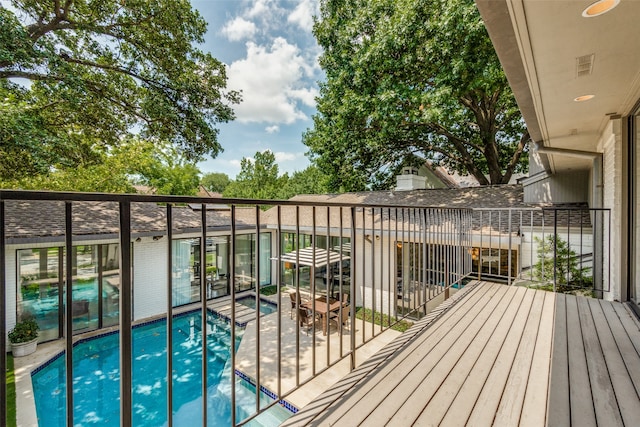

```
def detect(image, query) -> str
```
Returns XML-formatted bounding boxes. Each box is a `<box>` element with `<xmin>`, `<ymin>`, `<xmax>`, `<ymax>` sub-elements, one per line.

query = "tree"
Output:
<box><xmin>223</xmin><ymin>151</ymin><xmax>287</xmax><ymax>200</ymax></box>
<box><xmin>201</xmin><ymin>172</ymin><xmax>230</xmax><ymax>194</ymax></box>
<box><xmin>1</xmin><ymin>138</ymin><xmax>201</xmax><ymax>194</ymax></box>
<box><xmin>0</xmin><ymin>0</ymin><xmax>240</xmax><ymax>180</ymax></box>
<box><xmin>287</xmin><ymin>165</ymin><xmax>328</xmax><ymax>196</ymax></box>
<box><xmin>305</xmin><ymin>0</ymin><xmax>528</xmax><ymax>191</ymax></box>
<box><xmin>534</xmin><ymin>235</ymin><xmax>591</xmax><ymax>291</ymax></box>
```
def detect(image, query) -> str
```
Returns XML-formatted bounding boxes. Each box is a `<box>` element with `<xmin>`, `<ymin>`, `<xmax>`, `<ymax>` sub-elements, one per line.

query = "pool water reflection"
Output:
<box><xmin>31</xmin><ymin>311</ymin><xmax>291</xmax><ymax>426</ymax></box>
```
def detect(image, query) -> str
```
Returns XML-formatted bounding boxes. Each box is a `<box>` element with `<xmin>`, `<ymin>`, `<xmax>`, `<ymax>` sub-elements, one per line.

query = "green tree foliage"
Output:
<box><xmin>200</xmin><ymin>172</ymin><xmax>230</xmax><ymax>194</ymax></box>
<box><xmin>134</xmin><ymin>142</ymin><xmax>201</xmax><ymax>196</ymax></box>
<box><xmin>223</xmin><ymin>151</ymin><xmax>328</xmax><ymax>200</ymax></box>
<box><xmin>0</xmin><ymin>0</ymin><xmax>240</xmax><ymax>180</ymax></box>
<box><xmin>534</xmin><ymin>235</ymin><xmax>591</xmax><ymax>291</ymax></box>
<box><xmin>305</xmin><ymin>0</ymin><xmax>529</xmax><ymax>191</ymax></box>
<box><xmin>2</xmin><ymin>138</ymin><xmax>201</xmax><ymax>194</ymax></box>
<box><xmin>287</xmin><ymin>165</ymin><xmax>328</xmax><ymax>196</ymax></box>
<box><xmin>224</xmin><ymin>150</ymin><xmax>287</xmax><ymax>200</ymax></box>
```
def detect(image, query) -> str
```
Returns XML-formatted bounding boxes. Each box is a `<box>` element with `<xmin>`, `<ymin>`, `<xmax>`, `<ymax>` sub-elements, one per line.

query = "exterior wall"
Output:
<box><xmin>523</xmin><ymin>170</ymin><xmax>590</xmax><ymax>204</ymax></box>
<box><xmin>133</xmin><ymin>238</ymin><xmax>169</xmax><ymax>321</ymax></box>
<box><xmin>600</xmin><ymin>119</ymin><xmax>623</xmax><ymax>301</ymax></box>
<box><xmin>4</xmin><ymin>249</ymin><xmax>17</xmax><ymax>346</ymax></box>
<box><xmin>354</xmin><ymin>235</ymin><xmax>395</xmax><ymax>316</ymax></box>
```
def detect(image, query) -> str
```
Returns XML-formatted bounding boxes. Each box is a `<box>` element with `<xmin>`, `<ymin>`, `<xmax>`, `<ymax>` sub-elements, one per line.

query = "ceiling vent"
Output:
<box><xmin>576</xmin><ymin>54</ymin><xmax>595</xmax><ymax>77</ymax></box>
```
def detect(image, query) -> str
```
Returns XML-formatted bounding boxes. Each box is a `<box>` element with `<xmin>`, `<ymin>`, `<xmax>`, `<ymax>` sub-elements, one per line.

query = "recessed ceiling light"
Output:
<box><xmin>582</xmin><ymin>0</ymin><xmax>620</xmax><ymax>17</ymax></box>
<box><xmin>574</xmin><ymin>94</ymin><xmax>595</xmax><ymax>102</ymax></box>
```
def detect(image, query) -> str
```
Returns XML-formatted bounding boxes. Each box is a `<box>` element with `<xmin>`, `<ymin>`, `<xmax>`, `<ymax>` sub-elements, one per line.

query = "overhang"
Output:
<box><xmin>476</xmin><ymin>0</ymin><xmax>640</xmax><ymax>173</ymax></box>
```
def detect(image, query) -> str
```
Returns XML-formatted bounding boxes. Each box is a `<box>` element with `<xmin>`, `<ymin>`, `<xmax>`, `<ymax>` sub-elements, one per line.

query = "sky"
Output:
<box><xmin>191</xmin><ymin>0</ymin><xmax>323</xmax><ymax>179</ymax></box>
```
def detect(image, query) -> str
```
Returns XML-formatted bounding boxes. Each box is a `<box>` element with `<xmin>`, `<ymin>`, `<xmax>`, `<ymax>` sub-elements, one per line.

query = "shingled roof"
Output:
<box><xmin>2</xmin><ymin>201</ymin><xmax>258</xmax><ymax>242</ymax></box>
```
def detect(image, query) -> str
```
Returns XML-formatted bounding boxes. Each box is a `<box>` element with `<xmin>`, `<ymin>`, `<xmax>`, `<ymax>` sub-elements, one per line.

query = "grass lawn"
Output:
<box><xmin>6</xmin><ymin>354</ymin><xmax>16</xmax><ymax>427</ymax></box>
<box><xmin>355</xmin><ymin>307</ymin><xmax>413</xmax><ymax>332</ymax></box>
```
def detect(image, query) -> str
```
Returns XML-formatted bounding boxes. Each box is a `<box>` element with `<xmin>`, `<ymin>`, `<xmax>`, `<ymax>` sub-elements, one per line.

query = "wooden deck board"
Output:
<box><xmin>544</xmin><ymin>293</ymin><xmax>570</xmax><ymax>427</ymax></box>
<box><xmin>565</xmin><ymin>294</ymin><xmax>597</xmax><ymax>427</ymax></box>
<box><xmin>465</xmin><ymin>289</ymin><xmax>539</xmax><ymax>426</ymax></box>
<box><xmin>415</xmin><ymin>285</ymin><xmax>526</xmax><ymax>426</ymax></box>
<box><xmin>283</xmin><ymin>283</ymin><xmax>640</xmax><ymax>427</ymax></box>
<box><xmin>389</xmin><ymin>286</ymin><xmax>521</xmax><ymax>426</ymax></box>
<box><xmin>602</xmin><ymin>302</ymin><xmax>640</xmax><ymax>398</ymax></box>
<box><xmin>519</xmin><ymin>291</ymin><xmax>555</xmax><ymax>427</ymax></box>
<box><xmin>312</xmin><ymin>282</ymin><xmax>502</xmax><ymax>426</ymax></box>
<box><xmin>493</xmin><ymin>290</ymin><xmax>546</xmax><ymax>426</ymax></box>
<box><xmin>577</xmin><ymin>297</ymin><xmax>623</xmax><ymax>427</ymax></box>
<box><xmin>588</xmin><ymin>298</ymin><xmax>640</xmax><ymax>425</ymax></box>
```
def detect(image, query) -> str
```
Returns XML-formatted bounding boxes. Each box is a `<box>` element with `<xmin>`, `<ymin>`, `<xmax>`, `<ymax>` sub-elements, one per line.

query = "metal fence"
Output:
<box><xmin>471</xmin><ymin>207</ymin><xmax>611</xmax><ymax>295</ymax></box>
<box><xmin>0</xmin><ymin>191</ymin><xmax>473</xmax><ymax>427</ymax></box>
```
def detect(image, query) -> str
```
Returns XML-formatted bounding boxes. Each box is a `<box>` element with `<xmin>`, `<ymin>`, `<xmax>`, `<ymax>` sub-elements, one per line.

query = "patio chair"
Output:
<box><xmin>329</xmin><ymin>304</ymin><xmax>350</xmax><ymax>332</ymax></box>
<box><xmin>297</xmin><ymin>307</ymin><xmax>315</xmax><ymax>335</ymax></box>
<box><xmin>289</xmin><ymin>291</ymin><xmax>308</xmax><ymax>319</ymax></box>
<box><xmin>72</xmin><ymin>299</ymin><xmax>90</xmax><ymax>322</ymax></box>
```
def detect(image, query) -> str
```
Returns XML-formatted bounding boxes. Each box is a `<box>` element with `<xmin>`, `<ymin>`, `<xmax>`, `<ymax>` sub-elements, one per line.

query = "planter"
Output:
<box><xmin>11</xmin><ymin>338</ymin><xmax>38</xmax><ymax>357</ymax></box>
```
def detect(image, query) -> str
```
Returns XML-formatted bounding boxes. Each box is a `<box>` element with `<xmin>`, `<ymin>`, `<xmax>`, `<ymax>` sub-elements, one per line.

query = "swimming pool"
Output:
<box><xmin>31</xmin><ymin>311</ymin><xmax>292</xmax><ymax>426</ymax></box>
<box><xmin>236</xmin><ymin>296</ymin><xmax>278</xmax><ymax>315</ymax></box>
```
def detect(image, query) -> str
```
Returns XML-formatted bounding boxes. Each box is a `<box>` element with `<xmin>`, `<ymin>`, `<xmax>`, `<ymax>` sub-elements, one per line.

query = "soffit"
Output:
<box><xmin>478</xmin><ymin>0</ymin><xmax>640</xmax><ymax>172</ymax></box>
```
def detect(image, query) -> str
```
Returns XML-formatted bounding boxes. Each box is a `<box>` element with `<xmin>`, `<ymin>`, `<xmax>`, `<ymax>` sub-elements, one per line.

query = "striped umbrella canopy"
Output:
<box><xmin>276</xmin><ymin>247</ymin><xmax>349</xmax><ymax>267</ymax></box>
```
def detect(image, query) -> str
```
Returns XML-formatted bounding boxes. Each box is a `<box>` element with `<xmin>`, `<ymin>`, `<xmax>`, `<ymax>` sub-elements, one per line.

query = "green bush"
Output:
<box><xmin>8</xmin><ymin>316</ymin><xmax>39</xmax><ymax>343</ymax></box>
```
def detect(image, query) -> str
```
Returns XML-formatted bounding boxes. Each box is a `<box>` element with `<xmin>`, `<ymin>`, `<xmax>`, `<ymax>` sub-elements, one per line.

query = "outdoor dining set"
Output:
<box><xmin>289</xmin><ymin>291</ymin><xmax>350</xmax><ymax>335</ymax></box>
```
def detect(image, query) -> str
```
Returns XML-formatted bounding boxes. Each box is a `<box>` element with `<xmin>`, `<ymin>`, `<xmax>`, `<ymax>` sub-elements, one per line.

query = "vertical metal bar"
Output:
<box><xmin>349</xmin><ymin>207</ymin><xmax>357</xmax><ymax>371</ymax></box>
<box><xmin>311</xmin><ymin>206</ymin><xmax>317</xmax><ymax>371</ymax></box>
<box><xmin>394</xmin><ymin>208</ymin><xmax>399</xmax><ymax>322</ymax></box>
<box><xmin>401</xmin><ymin>208</ymin><xmax>405</xmax><ymax>317</ymax></box>
<box><xmin>371</xmin><ymin>207</ymin><xmax>376</xmax><ymax>335</ymax></box>
<box><xmin>339</xmin><ymin>207</ymin><xmax>344</xmax><ymax>356</ymax></box>
<box><xmin>295</xmin><ymin>206</ymin><xmax>300</xmax><ymax>385</ymax></box>
<box><xmin>580</xmin><ymin>209</ymin><xmax>584</xmax><ymax>287</ymax></box>
<box><xmin>230</xmin><ymin>205</ymin><xmax>237</xmax><ymax>426</ymax></box>
<box><xmin>478</xmin><ymin>210</ymin><xmax>483</xmax><ymax>280</ymax></box>
<box><xmin>508</xmin><ymin>209</ymin><xmax>513</xmax><ymax>285</ymax></box>
<box><xmin>276</xmin><ymin>205</ymin><xmax>282</xmax><ymax>399</ymax></box>
<box><xmin>200</xmin><ymin>205</ymin><xmax>208</xmax><ymax>426</ymax></box>
<box><xmin>530</xmin><ymin>211</ymin><xmax>534</xmax><ymax>281</ymax></box>
<box><xmin>254</xmin><ymin>206</ymin><xmax>261</xmax><ymax>414</ymax></box>
<box><xmin>325</xmin><ymin>205</ymin><xmax>331</xmax><ymax>365</ymax></box>
<box><xmin>553</xmin><ymin>210</ymin><xmax>558</xmax><ymax>293</ymax></box>
<box><xmin>119</xmin><ymin>201</ymin><xmax>133</xmax><ymax>427</ymax></box>
<box><xmin>361</xmin><ymin>207</ymin><xmax>366</xmax><ymax>343</ymax></box>
<box><xmin>64</xmin><ymin>202</ymin><xmax>74</xmax><ymax>427</ymax></box>
<box><xmin>387</xmin><ymin>208</ymin><xmax>392</xmax><ymax>323</ymax></box>
<box><xmin>166</xmin><ymin>205</ymin><xmax>174</xmax><ymax>427</ymax></box>
<box><xmin>0</xmin><ymin>200</ymin><xmax>5</xmax><ymax>420</ymax></box>
<box><xmin>380</xmin><ymin>208</ymin><xmax>384</xmax><ymax>322</ymax></box>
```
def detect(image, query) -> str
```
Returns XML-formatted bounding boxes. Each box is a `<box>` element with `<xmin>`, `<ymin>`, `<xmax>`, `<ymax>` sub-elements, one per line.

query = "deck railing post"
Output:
<box><xmin>166</xmin><ymin>205</ymin><xmax>174</xmax><ymax>427</ymax></box>
<box><xmin>0</xmin><ymin>200</ymin><xmax>6</xmax><ymax>420</ymax></box>
<box><xmin>350</xmin><ymin>206</ymin><xmax>356</xmax><ymax>371</ymax></box>
<box><xmin>64</xmin><ymin>202</ymin><xmax>74</xmax><ymax>427</ymax></box>
<box><xmin>119</xmin><ymin>201</ymin><xmax>133</xmax><ymax>427</ymax></box>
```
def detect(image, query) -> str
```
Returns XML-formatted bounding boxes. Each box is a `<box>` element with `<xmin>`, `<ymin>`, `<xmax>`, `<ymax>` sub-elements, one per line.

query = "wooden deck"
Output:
<box><xmin>282</xmin><ymin>281</ymin><xmax>640</xmax><ymax>426</ymax></box>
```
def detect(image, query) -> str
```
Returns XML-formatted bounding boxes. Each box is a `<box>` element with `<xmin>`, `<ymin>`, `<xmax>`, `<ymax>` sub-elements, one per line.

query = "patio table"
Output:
<box><xmin>301</xmin><ymin>298</ymin><xmax>344</xmax><ymax>335</ymax></box>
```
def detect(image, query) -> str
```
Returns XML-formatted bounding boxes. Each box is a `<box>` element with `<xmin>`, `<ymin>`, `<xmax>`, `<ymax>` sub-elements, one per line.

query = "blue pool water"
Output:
<box><xmin>31</xmin><ymin>311</ymin><xmax>292</xmax><ymax>426</ymax></box>
<box><xmin>236</xmin><ymin>297</ymin><xmax>278</xmax><ymax>315</ymax></box>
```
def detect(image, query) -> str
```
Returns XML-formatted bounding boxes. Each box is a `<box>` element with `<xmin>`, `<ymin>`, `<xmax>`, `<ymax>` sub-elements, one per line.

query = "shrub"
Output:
<box><xmin>8</xmin><ymin>317</ymin><xmax>39</xmax><ymax>343</ymax></box>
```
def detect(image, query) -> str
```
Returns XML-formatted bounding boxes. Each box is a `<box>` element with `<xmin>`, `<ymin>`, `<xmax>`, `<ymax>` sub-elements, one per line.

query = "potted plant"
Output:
<box><xmin>8</xmin><ymin>316</ymin><xmax>39</xmax><ymax>357</ymax></box>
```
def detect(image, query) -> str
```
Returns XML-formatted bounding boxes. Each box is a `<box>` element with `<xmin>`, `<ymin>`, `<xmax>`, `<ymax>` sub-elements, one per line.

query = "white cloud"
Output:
<box><xmin>287</xmin><ymin>0</ymin><xmax>318</xmax><ymax>32</ymax></box>
<box><xmin>288</xmin><ymin>88</ymin><xmax>318</xmax><ymax>107</ymax></box>
<box><xmin>221</xmin><ymin>17</ymin><xmax>257</xmax><ymax>42</ymax></box>
<box><xmin>274</xmin><ymin>151</ymin><xmax>302</xmax><ymax>162</ymax></box>
<box><xmin>265</xmin><ymin>125</ymin><xmax>280</xmax><ymax>133</ymax></box>
<box><xmin>246</xmin><ymin>0</ymin><xmax>280</xmax><ymax>19</ymax></box>
<box><xmin>227</xmin><ymin>37</ymin><xmax>316</xmax><ymax>124</ymax></box>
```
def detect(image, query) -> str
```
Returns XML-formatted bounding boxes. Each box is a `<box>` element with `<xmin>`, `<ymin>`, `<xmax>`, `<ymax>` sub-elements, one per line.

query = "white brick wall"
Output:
<box><xmin>601</xmin><ymin>119</ymin><xmax>622</xmax><ymax>301</ymax></box>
